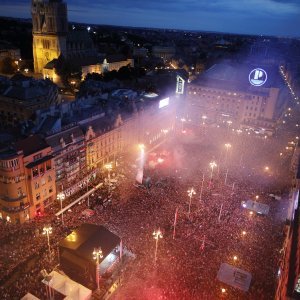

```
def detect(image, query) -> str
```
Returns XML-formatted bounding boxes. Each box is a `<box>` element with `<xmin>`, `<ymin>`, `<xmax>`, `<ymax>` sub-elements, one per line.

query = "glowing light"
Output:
<box><xmin>233</xmin><ymin>255</ymin><xmax>238</xmax><ymax>261</ymax></box>
<box><xmin>157</xmin><ymin>158</ymin><xmax>164</xmax><ymax>164</ymax></box>
<box><xmin>153</xmin><ymin>229</ymin><xmax>163</xmax><ymax>240</ymax></box>
<box><xmin>249</xmin><ymin>68</ymin><xmax>267</xmax><ymax>86</ymax></box>
<box><xmin>210</xmin><ymin>161</ymin><xmax>217</xmax><ymax>169</ymax></box>
<box><xmin>159</xmin><ymin>97</ymin><xmax>169</xmax><ymax>109</ymax></box>
<box><xmin>187</xmin><ymin>187</ymin><xmax>196</xmax><ymax>198</ymax></box>
<box><xmin>139</xmin><ymin>144</ymin><xmax>145</xmax><ymax>150</ymax></box>
<box><xmin>221</xmin><ymin>288</ymin><xmax>226</xmax><ymax>293</ymax></box>
<box><xmin>105</xmin><ymin>163</ymin><xmax>113</xmax><ymax>171</ymax></box>
<box><xmin>242</xmin><ymin>231</ymin><xmax>246</xmax><ymax>236</ymax></box>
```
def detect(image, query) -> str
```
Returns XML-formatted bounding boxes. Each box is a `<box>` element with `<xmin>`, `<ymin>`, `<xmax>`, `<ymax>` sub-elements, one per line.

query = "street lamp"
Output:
<box><xmin>209</xmin><ymin>161</ymin><xmax>217</xmax><ymax>179</ymax></box>
<box><xmin>105</xmin><ymin>163</ymin><xmax>113</xmax><ymax>193</ymax></box>
<box><xmin>153</xmin><ymin>229</ymin><xmax>163</xmax><ymax>263</ymax></box>
<box><xmin>180</xmin><ymin>118</ymin><xmax>186</xmax><ymax>131</ymax></box>
<box><xmin>93</xmin><ymin>248</ymin><xmax>103</xmax><ymax>290</ymax></box>
<box><xmin>43</xmin><ymin>225</ymin><xmax>52</xmax><ymax>255</ymax></box>
<box><xmin>224</xmin><ymin>143</ymin><xmax>232</xmax><ymax>165</ymax></box>
<box><xmin>57</xmin><ymin>192</ymin><xmax>65</xmax><ymax>225</ymax></box>
<box><xmin>187</xmin><ymin>187</ymin><xmax>196</xmax><ymax>218</ymax></box>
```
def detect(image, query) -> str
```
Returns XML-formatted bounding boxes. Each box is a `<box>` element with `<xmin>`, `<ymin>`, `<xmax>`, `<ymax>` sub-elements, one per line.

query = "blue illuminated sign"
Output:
<box><xmin>249</xmin><ymin>68</ymin><xmax>267</xmax><ymax>86</ymax></box>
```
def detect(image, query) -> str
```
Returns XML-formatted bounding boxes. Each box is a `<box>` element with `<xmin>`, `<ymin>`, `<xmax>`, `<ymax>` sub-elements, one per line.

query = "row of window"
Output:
<box><xmin>0</xmin><ymin>158</ymin><xmax>19</xmax><ymax>170</ymax></box>
<box><xmin>34</xmin><ymin>175</ymin><xmax>52</xmax><ymax>189</ymax></box>
<box><xmin>32</xmin><ymin>162</ymin><xmax>52</xmax><ymax>178</ymax></box>
<box><xmin>36</xmin><ymin>187</ymin><xmax>53</xmax><ymax>201</ymax></box>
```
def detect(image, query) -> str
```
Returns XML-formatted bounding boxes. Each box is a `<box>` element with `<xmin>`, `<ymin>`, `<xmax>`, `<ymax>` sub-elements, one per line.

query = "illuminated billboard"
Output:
<box><xmin>249</xmin><ymin>68</ymin><xmax>267</xmax><ymax>86</ymax></box>
<box><xmin>159</xmin><ymin>97</ymin><xmax>169</xmax><ymax>109</ymax></box>
<box><xmin>176</xmin><ymin>75</ymin><xmax>185</xmax><ymax>94</ymax></box>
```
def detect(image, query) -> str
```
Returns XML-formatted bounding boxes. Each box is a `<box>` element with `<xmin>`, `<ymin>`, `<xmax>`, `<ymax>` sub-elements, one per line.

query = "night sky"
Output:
<box><xmin>1</xmin><ymin>0</ymin><xmax>300</xmax><ymax>37</ymax></box>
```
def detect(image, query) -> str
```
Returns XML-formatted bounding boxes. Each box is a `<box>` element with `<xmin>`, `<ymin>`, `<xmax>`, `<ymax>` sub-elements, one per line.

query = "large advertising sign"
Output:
<box><xmin>249</xmin><ymin>68</ymin><xmax>267</xmax><ymax>86</ymax></box>
<box><xmin>159</xmin><ymin>97</ymin><xmax>169</xmax><ymax>109</ymax></box>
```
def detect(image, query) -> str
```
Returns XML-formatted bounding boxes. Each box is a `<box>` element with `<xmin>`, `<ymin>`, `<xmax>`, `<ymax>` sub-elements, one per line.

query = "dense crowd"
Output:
<box><xmin>0</xmin><ymin>125</ymin><xmax>293</xmax><ymax>299</ymax></box>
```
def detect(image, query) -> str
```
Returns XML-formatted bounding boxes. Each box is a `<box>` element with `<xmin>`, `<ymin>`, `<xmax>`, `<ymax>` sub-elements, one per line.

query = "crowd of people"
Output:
<box><xmin>0</xmin><ymin>125</ymin><xmax>293</xmax><ymax>299</ymax></box>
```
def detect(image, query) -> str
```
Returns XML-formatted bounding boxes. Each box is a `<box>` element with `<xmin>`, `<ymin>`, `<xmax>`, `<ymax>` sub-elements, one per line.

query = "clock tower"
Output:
<box><xmin>31</xmin><ymin>0</ymin><xmax>68</xmax><ymax>73</ymax></box>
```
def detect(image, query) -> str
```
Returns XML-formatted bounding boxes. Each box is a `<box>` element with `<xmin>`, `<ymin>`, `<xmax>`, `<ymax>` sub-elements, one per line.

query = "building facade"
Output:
<box><xmin>0</xmin><ymin>135</ymin><xmax>56</xmax><ymax>224</ymax></box>
<box><xmin>0</xmin><ymin>149</ymin><xmax>30</xmax><ymax>224</ymax></box>
<box><xmin>185</xmin><ymin>63</ymin><xmax>284</xmax><ymax>133</ymax></box>
<box><xmin>81</xmin><ymin>56</ymin><xmax>134</xmax><ymax>79</ymax></box>
<box><xmin>45</xmin><ymin>125</ymin><xmax>87</xmax><ymax>196</ymax></box>
<box><xmin>0</xmin><ymin>74</ymin><xmax>59</xmax><ymax>128</ymax></box>
<box><xmin>32</xmin><ymin>0</ymin><xmax>68</xmax><ymax>74</ymax></box>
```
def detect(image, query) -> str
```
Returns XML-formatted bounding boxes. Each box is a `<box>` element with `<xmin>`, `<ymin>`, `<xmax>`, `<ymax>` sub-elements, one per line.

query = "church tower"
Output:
<box><xmin>31</xmin><ymin>0</ymin><xmax>68</xmax><ymax>73</ymax></box>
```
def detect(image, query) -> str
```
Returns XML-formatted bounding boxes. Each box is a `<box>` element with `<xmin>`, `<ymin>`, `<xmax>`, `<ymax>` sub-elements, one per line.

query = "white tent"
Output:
<box><xmin>42</xmin><ymin>271</ymin><xmax>92</xmax><ymax>300</ymax></box>
<box><xmin>21</xmin><ymin>293</ymin><xmax>40</xmax><ymax>300</ymax></box>
<box><xmin>217</xmin><ymin>263</ymin><xmax>252</xmax><ymax>292</ymax></box>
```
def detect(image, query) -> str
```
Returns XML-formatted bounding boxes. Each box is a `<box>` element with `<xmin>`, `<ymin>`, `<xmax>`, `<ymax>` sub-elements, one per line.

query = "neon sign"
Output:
<box><xmin>249</xmin><ymin>68</ymin><xmax>267</xmax><ymax>86</ymax></box>
<box><xmin>176</xmin><ymin>75</ymin><xmax>185</xmax><ymax>94</ymax></box>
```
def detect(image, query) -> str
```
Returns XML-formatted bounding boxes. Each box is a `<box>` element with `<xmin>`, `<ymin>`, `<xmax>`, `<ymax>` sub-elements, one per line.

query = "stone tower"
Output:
<box><xmin>31</xmin><ymin>0</ymin><xmax>68</xmax><ymax>73</ymax></box>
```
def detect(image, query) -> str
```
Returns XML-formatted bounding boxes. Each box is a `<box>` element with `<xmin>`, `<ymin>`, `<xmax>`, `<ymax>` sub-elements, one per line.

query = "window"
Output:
<box><xmin>49</xmin><ymin>186</ymin><xmax>53</xmax><ymax>193</ymax></box>
<box><xmin>36</xmin><ymin>193</ymin><xmax>41</xmax><ymax>201</ymax></box>
<box><xmin>46</xmin><ymin>161</ymin><xmax>51</xmax><ymax>170</ymax></box>
<box><xmin>32</xmin><ymin>168</ymin><xmax>39</xmax><ymax>177</ymax></box>
<box><xmin>35</xmin><ymin>182</ymin><xmax>39</xmax><ymax>189</ymax></box>
<box><xmin>41</xmin><ymin>178</ymin><xmax>46</xmax><ymax>186</ymax></box>
<box><xmin>33</xmin><ymin>153</ymin><xmax>42</xmax><ymax>161</ymax></box>
<box><xmin>39</xmin><ymin>165</ymin><xmax>45</xmax><ymax>174</ymax></box>
<box><xmin>17</xmin><ymin>187</ymin><xmax>22</xmax><ymax>197</ymax></box>
<box><xmin>48</xmin><ymin>175</ymin><xmax>52</xmax><ymax>182</ymax></box>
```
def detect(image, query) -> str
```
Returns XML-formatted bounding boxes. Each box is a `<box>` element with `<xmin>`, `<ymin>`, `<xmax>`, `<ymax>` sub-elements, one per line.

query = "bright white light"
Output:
<box><xmin>159</xmin><ymin>97</ymin><xmax>169</xmax><ymax>109</ymax></box>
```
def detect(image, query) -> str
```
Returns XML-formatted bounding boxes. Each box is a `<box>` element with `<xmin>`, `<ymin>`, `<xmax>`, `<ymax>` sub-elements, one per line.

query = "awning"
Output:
<box><xmin>42</xmin><ymin>270</ymin><xmax>92</xmax><ymax>300</ymax></box>
<box><xmin>21</xmin><ymin>293</ymin><xmax>40</xmax><ymax>300</ymax></box>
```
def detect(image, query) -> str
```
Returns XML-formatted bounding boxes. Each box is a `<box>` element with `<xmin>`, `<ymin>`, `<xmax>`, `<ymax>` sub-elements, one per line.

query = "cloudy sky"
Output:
<box><xmin>1</xmin><ymin>0</ymin><xmax>300</xmax><ymax>37</ymax></box>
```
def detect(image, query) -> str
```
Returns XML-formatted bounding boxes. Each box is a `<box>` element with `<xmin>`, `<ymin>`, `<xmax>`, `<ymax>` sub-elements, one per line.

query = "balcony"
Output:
<box><xmin>2</xmin><ymin>202</ymin><xmax>30</xmax><ymax>213</ymax></box>
<box><xmin>0</xmin><ymin>194</ymin><xmax>27</xmax><ymax>203</ymax></box>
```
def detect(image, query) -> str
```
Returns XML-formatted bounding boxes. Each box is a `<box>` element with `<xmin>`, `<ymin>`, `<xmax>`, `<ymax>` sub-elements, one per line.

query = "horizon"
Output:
<box><xmin>0</xmin><ymin>0</ymin><xmax>300</xmax><ymax>38</ymax></box>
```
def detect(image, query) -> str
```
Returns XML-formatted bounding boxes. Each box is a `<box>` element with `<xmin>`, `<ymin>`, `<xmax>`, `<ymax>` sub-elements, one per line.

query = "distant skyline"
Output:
<box><xmin>1</xmin><ymin>0</ymin><xmax>300</xmax><ymax>37</ymax></box>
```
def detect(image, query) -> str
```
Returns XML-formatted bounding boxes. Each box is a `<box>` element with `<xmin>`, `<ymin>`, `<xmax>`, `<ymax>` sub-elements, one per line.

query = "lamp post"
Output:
<box><xmin>187</xmin><ymin>187</ymin><xmax>196</xmax><ymax>218</ymax></box>
<box><xmin>224</xmin><ymin>143</ymin><xmax>232</xmax><ymax>165</ymax></box>
<box><xmin>57</xmin><ymin>192</ymin><xmax>65</xmax><ymax>225</ymax></box>
<box><xmin>104</xmin><ymin>163</ymin><xmax>112</xmax><ymax>194</ymax></box>
<box><xmin>199</xmin><ymin>174</ymin><xmax>204</xmax><ymax>205</ymax></box>
<box><xmin>153</xmin><ymin>229</ymin><xmax>163</xmax><ymax>263</ymax></box>
<box><xmin>227</xmin><ymin>120</ymin><xmax>232</xmax><ymax>133</ymax></box>
<box><xmin>93</xmin><ymin>247</ymin><xmax>103</xmax><ymax>290</ymax></box>
<box><xmin>180</xmin><ymin>118</ymin><xmax>186</xmax><ymax>131</ymax></box>
<box><xmin>209</xmin><ymin>161</ymin><xmax>217</xmax><ymax>180</ymax></box>
<box><xmin>43</xmin><ymin>225</ymin><xmax>52</xmax><ymax>256</ymax></box>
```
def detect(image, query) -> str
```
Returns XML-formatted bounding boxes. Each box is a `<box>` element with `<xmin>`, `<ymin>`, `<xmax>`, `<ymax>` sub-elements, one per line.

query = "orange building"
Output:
<box><xmin>0</xmin><ymin>135</ymin><xmax>56</xmax><ymax>224</ymax></box>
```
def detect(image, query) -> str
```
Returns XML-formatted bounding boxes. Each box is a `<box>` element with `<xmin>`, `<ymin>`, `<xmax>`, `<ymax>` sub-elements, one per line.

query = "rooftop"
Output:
<box><xmin>15</xmin><ymin>134</ymin><xmax>50</xmax><ymax>156</ymax></box>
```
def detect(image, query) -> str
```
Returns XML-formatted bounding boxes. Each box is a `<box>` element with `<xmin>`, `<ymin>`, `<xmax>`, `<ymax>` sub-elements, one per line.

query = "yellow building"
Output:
<box><xmin>31</xmin><ymin>0</ymin><xmax>68</xmax><ymax>74</ymax></box>
<box><xmin>0</xmin><ymin>135</ymin><xmax>56</xmax><ymax>224</ymax></box>
<box><xmin>81</xmin><ymin>55</ymin><xmax>134</xmax><ymax>79</ymax></box>
<box><xmin>0</xmin><ymin>149</ymin><xmax>29</xmax><ymax>224</ymax></box>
